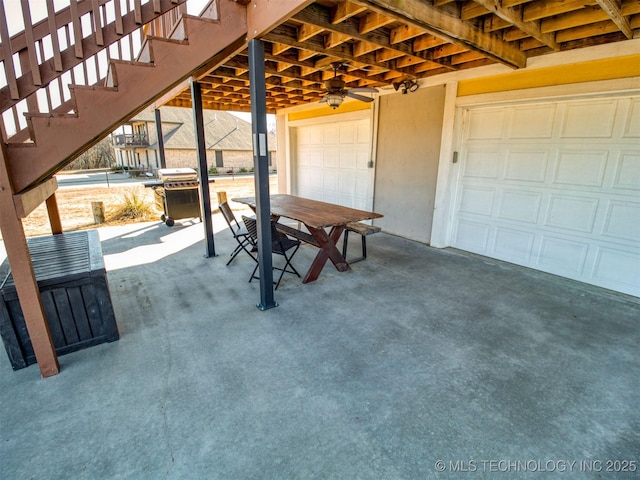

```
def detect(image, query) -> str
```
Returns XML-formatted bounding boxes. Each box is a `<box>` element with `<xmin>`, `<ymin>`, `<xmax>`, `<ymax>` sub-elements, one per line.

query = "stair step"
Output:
<box><xmin>137</xmin><ymin>37</ymin><xmax>189</xmax><ymax>63</ymax></box>
<box><xmin>105</xmin><ymin>61</ymin><xmax>155</xmax><ymax>88</ymax></box>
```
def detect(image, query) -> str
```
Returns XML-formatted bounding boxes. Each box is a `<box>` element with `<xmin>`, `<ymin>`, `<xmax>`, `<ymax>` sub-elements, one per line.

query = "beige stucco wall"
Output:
<box><xmin>374</xmin><ymin>85</ymin><xmax>446</xmax><ymax>244</ymax></box>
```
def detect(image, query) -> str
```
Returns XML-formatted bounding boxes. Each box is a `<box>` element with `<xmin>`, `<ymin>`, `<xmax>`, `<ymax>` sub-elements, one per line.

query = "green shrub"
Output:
<box><xmin>208</xmin><ymin>166</ymin><xmax>218</xmax><ymax>175</ymax></box>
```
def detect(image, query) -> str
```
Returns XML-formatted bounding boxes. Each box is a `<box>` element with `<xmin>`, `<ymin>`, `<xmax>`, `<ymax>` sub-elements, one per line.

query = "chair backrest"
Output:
<box><xmin>220</xmin><ymin>202</ymin><xmax>241</xmax><ymax>233</ymax></box>
<box><xmin>242</xmin><ymin>215</ymin><xmax>258</xmax><ymax>241</ymax></box>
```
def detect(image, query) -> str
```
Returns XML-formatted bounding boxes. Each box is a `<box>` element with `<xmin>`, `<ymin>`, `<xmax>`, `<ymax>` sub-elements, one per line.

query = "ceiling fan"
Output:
<box><xmin>320</xmin><ymin>62</ymin><xmax>378</xmax><ymax>110</ymax></box>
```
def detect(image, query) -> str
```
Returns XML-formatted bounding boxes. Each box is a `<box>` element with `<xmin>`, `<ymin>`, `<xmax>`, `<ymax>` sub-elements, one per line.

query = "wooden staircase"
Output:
<box><xmin>3</xmin><ymin>0</ymin><xmax>247</xmax><ymax>194</ymax></box>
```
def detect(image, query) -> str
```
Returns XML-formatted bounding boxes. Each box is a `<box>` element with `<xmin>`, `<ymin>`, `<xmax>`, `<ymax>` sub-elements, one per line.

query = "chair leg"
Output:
<box><xmin>249</xmin><ymin>262</ymin><xmax>259</xmax><ymax>283</ymax></box>
<box><xmin>227</xmin><ymin>238</ymin><xmax>258</xmax><ymax>266</ymax></box>
<box><xmin>275</xmin><ymin>245</ymin><xmax>300</xmax><ymax>289</ymax></box>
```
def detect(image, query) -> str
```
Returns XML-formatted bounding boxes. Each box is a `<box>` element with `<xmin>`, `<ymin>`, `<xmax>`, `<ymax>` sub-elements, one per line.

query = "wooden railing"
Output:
<box><xmin>0</xmin><ymin>0</ymin><xmax>188</xmax><ymax>141</ymax></box>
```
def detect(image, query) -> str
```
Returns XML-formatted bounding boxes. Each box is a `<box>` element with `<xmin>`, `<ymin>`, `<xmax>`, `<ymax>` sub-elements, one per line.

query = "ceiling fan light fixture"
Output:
<box><xmin>326</xmin><ymin>94</ymin><xmax>344</xmax><ymax>109</ymax></box>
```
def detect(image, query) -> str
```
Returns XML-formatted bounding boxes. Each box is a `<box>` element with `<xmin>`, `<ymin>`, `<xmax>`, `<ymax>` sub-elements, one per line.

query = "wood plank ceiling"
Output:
<box><xmin>165</xmin><ymin>0</ymin><xmax>640</xmax><ymax>113</ymax></box>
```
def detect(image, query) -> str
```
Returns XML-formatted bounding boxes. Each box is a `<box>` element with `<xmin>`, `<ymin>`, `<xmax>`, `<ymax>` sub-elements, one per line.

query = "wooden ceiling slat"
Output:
<box><xmin>473</xmin><ymin>0</ymin><xmax>559</xmax><ymax>50</ymax></box>
<box><xmin>331</xmin><ymin>1</ymin><xmax>366</xmax><ymax>24</ymax></box>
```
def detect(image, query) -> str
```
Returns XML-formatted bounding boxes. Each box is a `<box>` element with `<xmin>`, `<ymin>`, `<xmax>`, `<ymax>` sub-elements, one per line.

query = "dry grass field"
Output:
<box><xmin>3</xmin><ymin>175</ymin><xmax>278</xmax><ymax>239</ymax></box>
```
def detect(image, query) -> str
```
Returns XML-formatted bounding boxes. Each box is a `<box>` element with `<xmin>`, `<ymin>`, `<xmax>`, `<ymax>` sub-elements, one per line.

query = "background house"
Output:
<box><xmin>112</xmin><ymin>107</ymin><xmax>277</xmax><ymax>174</ymax></box>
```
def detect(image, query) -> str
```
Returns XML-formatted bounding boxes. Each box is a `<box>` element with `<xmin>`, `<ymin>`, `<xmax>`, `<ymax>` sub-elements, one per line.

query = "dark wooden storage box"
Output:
<box><xmin>0</xmin><ymin>230</ymin><xmax>119</xmax><ymax>370</ymax></box>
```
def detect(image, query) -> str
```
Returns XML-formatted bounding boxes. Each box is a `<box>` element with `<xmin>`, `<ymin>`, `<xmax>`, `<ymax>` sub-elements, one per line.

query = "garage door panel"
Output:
<box><xmin>613</xmin><ymin>151</ymin><xmax>640</xmax><ymax>190</ymax></box>
<box><xmin>323</xmin><ymin>125</ymin><xmax>339</xmax><ymax>145</ymax></box>
<box><xmin>323</xmin><ymin>170</ymin><xmax>339</xmax><ymax>194</ymax></box>
<box><xmin>298</xmin><ymin>126</ymin><xmax>323</xmax><ymax>145</ymax></box>
<box><xmin>459</xmin><ymin>186</ymin><xmax>495</xmax><ymax>216</ymax></box>
<box><xmin>492</xmin><ymin>227</ymin><xmax>535</xmax><ymax>263</ymax></box>
<box><xmin>602</xmin><ymin>201</ymin><xmax>640</xmax><ymax>241</ymax></box>
<box><xmin>452</xmin><ymin>95</ymin><xmax>639</xmax><ymax>296</ymax></box>
<box><xmin>454</xmin><ymin>220</ymin><xmax>490</xmax><ymax>252</ymax></box>
<box><xmin>464</xmin><ymin>149</ymin><xmax>501</xmax><ymax>179</ymax></box>
<box><xmin>545</xmin><ymin>195</ymin><xmax>599</xmax><ymax>233</ymax></box>
<box><xmin>298</xmin><ymin>148</ymin><xmax>323</xmax><ymax>167</ymax></box>
<box><xmin>323</xmin><ymin>147</ymin><xmax>340</xmax><ymax>168</ymax></box>
<box><xmin>338</xmin><ymin>124</ymin><xmax>357</xmax><ymax>144</ymax></box>
<box><xmin>498</xmin><ymin>191</ymin><xmax>542</xmax><ymax>224</ymax></box>
<box><xmin>560</xmin><ymin>100</ymin><xmax>617</xmax><ymax>138</ymax></box>
<box><xmin>466</xmin><ymin>109</ymin><xmax>506</xmax><ymax>140</ymax></box>
<box><xmin>623</xmin><ymin>99</ymin><xmax>640</xmax><ymax>137</ymax></box>
<box><xmin>538</xmin><ymin>236</ymin><xmax>589</xmax><ymax>276</ymax></box>
<box><xmin>338</xmin><ymin>148</ymin><xmax>357</xmax><ymax>169</ymax></box>
<box><xmin>504</xmin><ymin>149</ymin><xmax>549</xmax><ymax>183</ymax></box>
<box><xmin>593</xmin><ymin>247</ymin><xmax>640</xmax><ymax>290</ymax></box>
<box><xmin>553</xmin><ymin>150</ymin><xmax>608</xmax><ymax>187</ymax></box>
<box><xmin>510</xmin><ymin>105</ymin><xmax>555</xmax><ymax>139</ymax></box>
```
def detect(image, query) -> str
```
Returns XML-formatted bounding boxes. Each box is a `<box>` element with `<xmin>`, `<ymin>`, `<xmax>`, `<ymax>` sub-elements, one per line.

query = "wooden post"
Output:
<box><xmin>46</xmin><ymin>193</ymin><xmax>63</xmax><ymax>234</ymax></box>
<box><xmin>216</xmin><ymin>191</ymin><xmax>227</xmax><ymax>206</ymax></box>
<box><xmin>0</xmin><ymin>137</ymin><xmax>59</xmax><ymax>377</ymax></box>
<box><xmin>91</xmin><ymin>201</ymin><xmax>105</xmax><ymax>224</ymax></box>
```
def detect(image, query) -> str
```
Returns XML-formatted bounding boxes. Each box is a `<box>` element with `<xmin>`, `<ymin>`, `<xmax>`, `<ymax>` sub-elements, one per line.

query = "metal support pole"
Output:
<box><xmin>154</xmin><ymin>107</ymin><xmax>166</xmax><ymax>169</ymax></box>
<box><xmin>190</xmin><ymin>79</ymin><xmax>215</xmax><ymax>258</ymax></box>
<box><xmin>248</xmin><ymin>39</ymin><xmax>276</xmax><ymax>310</ymax></box>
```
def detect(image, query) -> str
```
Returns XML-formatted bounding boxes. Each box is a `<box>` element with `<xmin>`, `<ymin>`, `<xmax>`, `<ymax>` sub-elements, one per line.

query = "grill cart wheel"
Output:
<box><xmin>160</xmin><ymin>214</ymin><xmax>166</xmax><ymax>222</ymax></box>
<box><xmin>165</xmin><ymin>218</ymin><xmax>175</xmax><ymax>227</ymax></box>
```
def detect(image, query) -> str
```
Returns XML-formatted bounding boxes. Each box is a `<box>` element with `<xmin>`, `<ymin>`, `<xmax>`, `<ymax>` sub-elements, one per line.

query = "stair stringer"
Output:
<box><xmin>7</xmin><ymin>2</ymin><xmax>247</xmax><ymax>194</ymax></box>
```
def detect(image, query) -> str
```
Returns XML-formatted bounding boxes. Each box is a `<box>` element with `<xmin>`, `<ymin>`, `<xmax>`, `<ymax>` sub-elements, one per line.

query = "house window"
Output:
<box><xmin>215</xmin><ymin>150</ymin><xmax>223</xmax><ymax>167</ymax></box>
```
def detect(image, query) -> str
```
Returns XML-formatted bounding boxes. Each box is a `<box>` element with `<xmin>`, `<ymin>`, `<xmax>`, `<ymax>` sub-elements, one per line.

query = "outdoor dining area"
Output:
<box><xmin>1</xmin><ymin>206</ymin><xmax>638</xmax><ymax>478</ymax></box>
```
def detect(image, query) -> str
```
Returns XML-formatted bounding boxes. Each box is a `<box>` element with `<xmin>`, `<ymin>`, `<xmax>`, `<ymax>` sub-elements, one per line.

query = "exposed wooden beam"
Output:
<box><xmin>390</xmin><ymin>24</ymin><xmax>424</xmax><ymax>43</ymax></box>
<box><xmin>359</xmin><ymin>11</ymin><xmax>394</xmax><ymax>34</ymax></box>
<box><xmin>293</xmin><ymin>3</ymin><xmax>456</xmax><ymax>72</ymax></box>
<box><xmin>13</xmin><ymin>177</ymin><xmax>58</xmax><ymax>218</ymax></box>
<box><xmin>413</xmin><ymin>34</ymin><xmax>448</xmax><ymax>52</ymax></box>
<box><xmin>331</xmin><ymin>1</ymin><xmax>367</xmax><ymax>24</ymax></box>
<box><xmin>353</xmin><ymin>40</ymin><xmax>380</xmax><ymax>56</ymax></box>
<box><xmin>246</xmin><ymin>0</ymin><xmax>314</xmax><ymax>40</ymax></box>
<box><xmin>298</xmin><ymin>23</ymin><xmax>324</xmax><ymax>41</ymax></box>
<box><xmin>524</xmin><ymin>0</ymin><xmax>591</xmax><ymax>23</ymax></box>
<box><xmin>541</xmin><ymin>3</ymin><xmax>640</xmax><ymax>33</ymax></box>
<box><xmin>352</xmin><ymin>0</ymin><xmax>526</xmax><ymax>68</ymax></box>
<box><xmin>324</xmin><ymin>31</ymin><xmax>352</xmax><ymax>48</ymax></box>
<box><xmin>595</xmin><ymin>0</ymin><xmax>633</xmax><ymax>39</ymax></box>
<box><xmin>271</xmin><ymin>42</ymin><xmax>292</xmax><ymax>55</ymax></box>
<box><xmin>461</xmin><ymin>2</ymin><xmax>489</xmax><ymax>21</ymax></box>
<box><xmin>473</xmin><ymin>0</ymin><xmax>559</xmax><ymax>50</ymax></box>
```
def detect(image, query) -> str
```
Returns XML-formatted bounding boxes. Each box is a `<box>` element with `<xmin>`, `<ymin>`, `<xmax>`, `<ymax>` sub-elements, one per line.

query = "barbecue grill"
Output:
<box><xmin>145</xmin><ymin>168</ymin><xmax>208</xmax><ymax>227</ymax></box>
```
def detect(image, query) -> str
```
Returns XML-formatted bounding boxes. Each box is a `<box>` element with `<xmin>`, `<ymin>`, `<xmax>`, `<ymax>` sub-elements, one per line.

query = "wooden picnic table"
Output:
<box><xmin>232</xmin><ymin>194</ymin><xmax>383</xmax><ymax>283</ymax></box>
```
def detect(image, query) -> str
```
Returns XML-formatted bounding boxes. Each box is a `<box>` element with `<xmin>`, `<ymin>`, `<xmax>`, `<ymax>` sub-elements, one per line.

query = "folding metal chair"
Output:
<box><xmin>219</xmin><ymin>202</ymin><xmax>257</xmax><ymax>265</ymax></box>
<box><xmin>242</xmin><ymin>216</ymin><xmax>301</xmax><ymax>289</ymax></box>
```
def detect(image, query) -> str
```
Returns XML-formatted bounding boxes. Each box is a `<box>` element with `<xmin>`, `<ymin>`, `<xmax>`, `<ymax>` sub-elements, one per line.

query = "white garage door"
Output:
<box><xmin>294</xmin><ymin>118</ymin><xmax>374</xmax><ymax>210</ymax></box>
<box><xmin>451</xmin><ymin>95</ymin><xmax>640</xmax><ymax>296</ymax></box>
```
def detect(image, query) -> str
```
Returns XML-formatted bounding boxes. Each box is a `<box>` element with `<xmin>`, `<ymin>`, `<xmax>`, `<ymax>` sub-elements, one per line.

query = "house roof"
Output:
<box><xmin>132</xmin><ymin>107</ymin><xmax>276</xmax><ymax>151</ymax></box>
<box><xmin>163</xmin><ymin>0</ymin><xmax>640</xmax><ymax>113</ymax></box>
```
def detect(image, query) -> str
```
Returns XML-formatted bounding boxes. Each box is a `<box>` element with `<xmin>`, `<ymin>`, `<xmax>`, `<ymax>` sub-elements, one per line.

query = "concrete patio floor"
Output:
<box><xmin>1</xmin><ymin>214</ymin><xmax>638</xmax><ymax>479</ymax></box>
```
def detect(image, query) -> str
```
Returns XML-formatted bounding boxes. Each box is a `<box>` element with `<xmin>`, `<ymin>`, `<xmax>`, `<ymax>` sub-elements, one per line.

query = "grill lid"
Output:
<box><xmin>157</xmin><ymin>168</ymin><xmax>198</xmax><ymax>183</ymax></box>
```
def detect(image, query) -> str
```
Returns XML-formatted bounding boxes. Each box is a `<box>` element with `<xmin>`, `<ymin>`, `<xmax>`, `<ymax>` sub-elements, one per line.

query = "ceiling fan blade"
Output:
<box><xmin>346</xmin><ymin>92</ymin><xmax>375</xmax><ymax>103</ymax></box>
<box><xmin>348</xmin><ymin>87</ymin><xmax>379</xmax><ymax>93</ymax></box>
